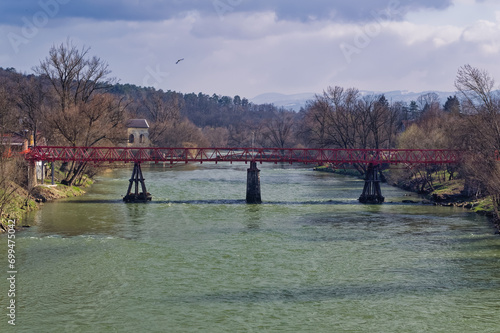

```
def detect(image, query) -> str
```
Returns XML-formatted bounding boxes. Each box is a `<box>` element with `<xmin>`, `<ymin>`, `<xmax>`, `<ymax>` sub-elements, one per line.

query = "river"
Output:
<box><xmin>1</xmin><ymin>163</ymin><xmax>500</xmax><ymax>332</ymax></box>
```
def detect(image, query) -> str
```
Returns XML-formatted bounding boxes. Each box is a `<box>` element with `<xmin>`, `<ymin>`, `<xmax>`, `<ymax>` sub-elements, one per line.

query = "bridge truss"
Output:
<box><xmin>25</xmin><ymin>146</ymin><xmax>462</xmax><ymax>165</ymax></box>
<box><xmin>24</xmin><ymin>146</ymin><xmax>462</xmax><ymax>204</ymax></box>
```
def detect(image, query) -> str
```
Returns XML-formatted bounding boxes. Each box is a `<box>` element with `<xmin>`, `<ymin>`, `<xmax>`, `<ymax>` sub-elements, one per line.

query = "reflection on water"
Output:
<box><xmin>2</xmin><ymin>163</ymin><xmax>499</xmax><ymax>332</ymax></box>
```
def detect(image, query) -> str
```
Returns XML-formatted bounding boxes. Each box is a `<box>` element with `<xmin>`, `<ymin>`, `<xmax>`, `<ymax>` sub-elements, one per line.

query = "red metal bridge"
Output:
<box><xmin>24</xmin><ymin>146</ymin><xmax>462</xmax><ymax>204</ymax></box>
<box><xmin>25</xmin><ymin>146</ymin><xmax>462</xmax><ymax>165</ymax></box>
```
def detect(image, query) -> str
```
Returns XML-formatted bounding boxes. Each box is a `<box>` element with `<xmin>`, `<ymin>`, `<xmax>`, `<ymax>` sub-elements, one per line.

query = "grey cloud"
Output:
<box><xmin>0</xmin><ymin>0</ymin><xmax>454</xmax><ymax>25</ymax></box>
<box><xmin>239</xmin><ymin>0</ymin><xmax>453</xmax><ymax>22</ymax></box>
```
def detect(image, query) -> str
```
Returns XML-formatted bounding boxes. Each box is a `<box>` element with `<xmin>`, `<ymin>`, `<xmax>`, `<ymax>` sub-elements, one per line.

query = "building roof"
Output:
<box><xmin>126</xmin><ymin>119</ymin><xmax>149</xmax><ymax>128</ymax></box>
<box><xmin>1</xmin><ymin>133</ymin><xmax>25</xmax><ymax>146</ymax></box>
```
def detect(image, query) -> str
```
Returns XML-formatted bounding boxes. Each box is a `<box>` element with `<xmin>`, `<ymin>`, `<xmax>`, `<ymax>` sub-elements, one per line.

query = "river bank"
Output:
<box><xmin>314</xmin><ymin>165</ymin><xmax>500</xmax><ymax>234</ymax></box>
<box><xmin>0</xmin><ymin>178</ymin><xmax>93</xmax><ymax>233</ymax></box>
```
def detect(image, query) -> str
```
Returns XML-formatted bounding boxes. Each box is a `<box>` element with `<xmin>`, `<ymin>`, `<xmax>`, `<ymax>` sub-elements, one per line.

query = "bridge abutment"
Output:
<box><xmin>123</xmin><ymin>162</ymin><xmax>152</xmax><ymax>203</ymax></box>
<box><xmin>246</xmin><ymin>161</ymin><xmax>262</xmax><ymax>204</ymax></box>
<box><xmin>359</xmin><ymin>163</ymin><xmax>384</xmax><ymax>204</ymax></box>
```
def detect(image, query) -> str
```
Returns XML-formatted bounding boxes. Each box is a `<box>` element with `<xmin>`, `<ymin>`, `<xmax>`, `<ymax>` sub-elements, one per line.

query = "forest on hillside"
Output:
<box><xmin>1</xmin><ymin>41</ymin><xmax>500</xmax><ymax>224</ymax></box>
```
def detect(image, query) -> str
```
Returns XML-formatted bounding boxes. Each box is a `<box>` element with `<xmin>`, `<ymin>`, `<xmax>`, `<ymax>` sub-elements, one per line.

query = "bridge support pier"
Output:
<box><xmin>123</xmin><ymin>162</ymin><xmax>152</xmax><ymax>203</ymax></box>
<box><xmin>359</xmin><ymin>163</ymin><xmax>384</xmax><ymax>204</ymax></box>
<box><xmin>246</xmin><ymin>161</ymin><xmax>262</xmax><ymax>204</ymax></box>
<box><xmin>28</xmin><ymin>161</ymin><xmax>37</xmax><ymax>190</ymax></box>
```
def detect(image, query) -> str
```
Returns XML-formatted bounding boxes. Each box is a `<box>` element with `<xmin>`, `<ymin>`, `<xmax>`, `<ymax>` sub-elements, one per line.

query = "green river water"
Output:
<box><xmin>1</xmin><ymin>164</ymin><xmax>500</xmax><ymax>332</ymax></box>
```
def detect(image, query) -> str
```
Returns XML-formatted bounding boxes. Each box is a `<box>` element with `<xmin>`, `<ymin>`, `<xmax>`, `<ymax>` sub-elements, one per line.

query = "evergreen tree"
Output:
<box><xmin>409</xmin><ymin>100</ymin><xmax>419</xmax><ymax>120</ymax></box>
<box><xmin>443</xmin><ymin>95</ymin><xmax>461</xmax><ymax>114</ymax></box>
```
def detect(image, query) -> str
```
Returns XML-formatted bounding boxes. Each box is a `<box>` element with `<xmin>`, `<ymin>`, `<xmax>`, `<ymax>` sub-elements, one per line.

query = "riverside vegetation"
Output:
<box><xmin>0</xmin><ymin>161</ymin><xmax>93</xmax><ymax>232</ymax></box>
<box><xmin>1</xmin><ymin>40</ymin><xmax>500</xmax><ymax>232</ymax></box>
<box><xmin>316</xmin><ymin>165</ymin><xmax>500</xmax><ymax>232</ymax></box>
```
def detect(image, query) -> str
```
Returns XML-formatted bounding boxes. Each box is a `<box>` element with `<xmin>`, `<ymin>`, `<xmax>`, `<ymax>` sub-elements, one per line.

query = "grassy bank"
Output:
<box><xmin>0</xmin><ymin>183</ymin><xmax>38</xmax><ymax>231</ymax></box>
<box><xmin>0</xmin><ymin>175</ymin><xmax>93</xmax><ymax>233</ymax></box>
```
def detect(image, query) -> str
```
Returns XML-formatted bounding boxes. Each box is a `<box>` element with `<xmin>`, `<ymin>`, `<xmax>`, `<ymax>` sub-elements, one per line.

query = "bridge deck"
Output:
<box><xmin>25</xmin><ymin>146</ymin><xmax>462</xmax><ymax>165</ymax></box>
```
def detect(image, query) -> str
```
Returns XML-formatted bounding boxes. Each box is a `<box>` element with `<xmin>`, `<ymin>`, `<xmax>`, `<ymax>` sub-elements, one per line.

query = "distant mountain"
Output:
<box><xmin>251</xmin><ymin>90</ymin><xmax>458</xmax><ymax>111</ymax></box>
<box><xmin>250</xmin><ymin>92</ymin><xmax>316</xmax><ymax>111</ymax></box>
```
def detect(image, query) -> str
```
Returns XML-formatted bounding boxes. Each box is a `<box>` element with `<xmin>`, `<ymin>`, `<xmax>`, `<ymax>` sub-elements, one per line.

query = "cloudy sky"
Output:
<box><xmin>1</xmin><ymin>0</ymin><xmax>499</xmax><ymax>99</ymax></box>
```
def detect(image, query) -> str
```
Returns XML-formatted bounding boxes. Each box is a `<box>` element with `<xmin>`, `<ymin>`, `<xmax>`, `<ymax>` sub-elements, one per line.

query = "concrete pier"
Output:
<box><xmin>246</xmin><ymin>161</ymin><xmax>262</xmax><ymax>204</ymax></box>
<box><xmin>28</xmin><ymin>161</ymin><xmax>37</xmax><ymax>189</ymax></box>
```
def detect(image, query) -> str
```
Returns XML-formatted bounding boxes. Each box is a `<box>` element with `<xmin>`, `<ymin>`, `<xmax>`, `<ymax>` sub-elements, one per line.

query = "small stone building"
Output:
<box><xmin>126</xmin><ymin>119</ymin><xmax>149</xmax><ymax>147</ymax></box>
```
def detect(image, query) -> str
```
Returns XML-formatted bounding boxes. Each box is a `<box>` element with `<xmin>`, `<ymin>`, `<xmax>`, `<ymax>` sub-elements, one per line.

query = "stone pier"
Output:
<box><xmin>246</xmin><ymin>161</ymin><xmax>262</xmax><ymax>204</ymax></box>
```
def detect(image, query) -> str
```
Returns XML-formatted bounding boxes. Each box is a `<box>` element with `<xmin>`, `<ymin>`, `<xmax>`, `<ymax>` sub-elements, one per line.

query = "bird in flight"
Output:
<box><xmin>176</xmin><ymin>58</ymin><xmax>184</xmax><ymax>64</ymax></box>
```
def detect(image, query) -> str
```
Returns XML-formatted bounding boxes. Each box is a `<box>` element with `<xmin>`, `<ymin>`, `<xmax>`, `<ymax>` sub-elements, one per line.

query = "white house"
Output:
<box><xmin>126</xmin><ymin>119</ymin><xmax>149</xmax><ymax>147</ymax></box>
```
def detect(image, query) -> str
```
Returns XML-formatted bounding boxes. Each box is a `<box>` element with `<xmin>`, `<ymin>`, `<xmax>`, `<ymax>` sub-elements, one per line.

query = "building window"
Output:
<box><xmin>139</xmin><ymin>134</ymin><xmax>145</xmax><ymax>144</ymax></box>
<box><xmin>129</xmin><ymin>134</ymin><xmax>135</xmax><ymax>143</ymax></box>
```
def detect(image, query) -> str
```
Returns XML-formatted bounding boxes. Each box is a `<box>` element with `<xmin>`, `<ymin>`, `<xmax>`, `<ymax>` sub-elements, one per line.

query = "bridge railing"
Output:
<box><xmin>24</xmin><ymin>146</ymin><xmax>463</xmax><ymax>165</ymax></box>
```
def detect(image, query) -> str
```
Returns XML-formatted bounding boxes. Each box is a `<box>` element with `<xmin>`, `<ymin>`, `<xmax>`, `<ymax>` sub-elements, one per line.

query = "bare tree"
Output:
<box><xmin>417</xmin><ymin>92</ymin><xmax>440</xmax><ymax>113</ymax></box>
<box><xmin>301</xmin><ymin>86</ymin><xmax>404</xmax><ymax>176</ymax></box>
<box><xmin>153</xmin><ymin>119</ymin><xmax>207</xmax><ymax>147</ymax></box>
<box><xmin>203</xmin><ymin>127</ymin><xmax>229</xmax><ymax>147</ymax></box>
<box><xmin>15</xmin><ymin>75</ymin><xmax>47</xmax><ymax>146</ymax></box>
<box><xmin>396</xmin><ymin>112</ymin><xmax>451</xmax><ymax>193</ymax></box>
<box><xmin>142</xmin><ymin>90</ymin><xmax>182</xmax><ymax>146</ymax></box>
<box><xmin>454</xmin><ymin>64</ymin><xmax>500</xmax><ymax>210</ymax></box>
<box><xmin>455</xmin><ymin>64</ymin><xmax>497</xmax><ymax>111</ymax></box>
<box><xmin>34</xmin><ymin>39</ymin><xmax>115</xmax><ymax>112</ymax></box>
<box><xmin>0</xmin><ymin>76</ymin><xmax>19</xmax><ymax>134</ymax></box>
<box><xmin>324</xmin><ymin>86</ymin><xmax>360</xmax><ymax>149</ymax></box>
<box><xmin>303</xmin><ymin>87</ymin><xmax>401</xmax><ymax>151</ymax></box>
<box><xmin>227</xmin><ymin>121</ymin><xmax>261</xmax><ymax>147</ymax></box>
<box><xmin>0</xmin><ymin>78</ymin><xmax>28</xmax><ymax>225</ymax></box>
<box><xmin>261</xmin><ymin>109</ymin><xmax>295</xmax><ymax>148</ymax></box>
<box><xmin>299</xmin><ymin>96</ymin><xmax>331</xmax><ymax>147</ymax></box>
<box><xmin>33</xmin><ymin>40</ymin><xmax>124</xmax><ymax>185</ymax></box>
<box><xmin>455</xmin><ymin>64</ymin><xmax>500</xmax><ymax>149</ymax></box>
